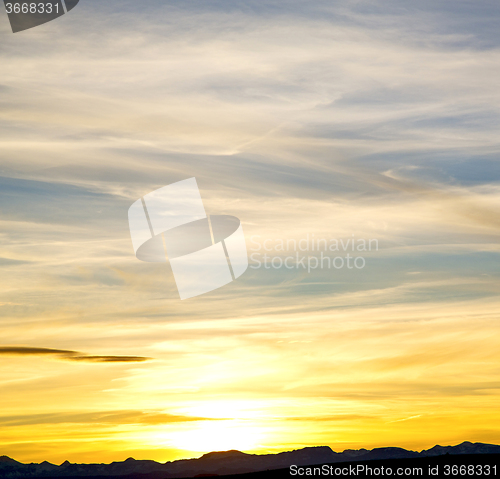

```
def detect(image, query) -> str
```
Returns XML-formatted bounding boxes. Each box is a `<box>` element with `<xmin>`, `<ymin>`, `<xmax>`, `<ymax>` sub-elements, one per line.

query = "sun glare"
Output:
<box><xmin>177</xmin><ymin>399</ymin><xmax>264</xmax><ymax>420</ymax></box>
<box><xmin>172</xmin><ymin>420</ymin><xmax>264</xmax><ymax>453</ymax></box>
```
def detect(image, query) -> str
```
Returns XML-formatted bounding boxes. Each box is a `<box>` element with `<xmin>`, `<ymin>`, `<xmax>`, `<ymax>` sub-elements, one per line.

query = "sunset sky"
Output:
<box><xmin>1</xmin><ymin>0</ymin><xmax>500</xmax><ymax>466</ymax></box>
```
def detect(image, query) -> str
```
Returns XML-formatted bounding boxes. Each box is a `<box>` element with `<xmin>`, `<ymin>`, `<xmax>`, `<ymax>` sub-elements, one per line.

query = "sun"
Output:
<box><xmin>172</xmin><ymin>419</ymin><xmax>264</xmax><ymax>453</ymax></box>
<box><xmin>148</xmin><ymin>400</ymin><xmax>268</xmax><ymax>455</ymax></box>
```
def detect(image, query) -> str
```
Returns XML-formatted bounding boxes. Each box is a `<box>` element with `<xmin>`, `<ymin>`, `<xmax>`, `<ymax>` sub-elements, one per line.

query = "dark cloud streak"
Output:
<box><xmin>0</xmin><ymin>347</ymin><xmax>151</xmax><ymax>363</ymax></box>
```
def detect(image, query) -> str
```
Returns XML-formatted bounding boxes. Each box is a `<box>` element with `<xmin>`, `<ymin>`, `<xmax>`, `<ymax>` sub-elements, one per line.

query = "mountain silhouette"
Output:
<box><xmin>0</xmin><ymin>442</ymin><xmax>499</xmax><ymax>478</ymax></box>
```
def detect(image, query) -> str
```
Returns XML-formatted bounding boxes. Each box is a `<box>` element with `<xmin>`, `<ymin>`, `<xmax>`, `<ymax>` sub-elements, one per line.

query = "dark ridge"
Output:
<box><xmin>0</xmin><ymin>456</ymin><xmax>21</xmax><ymax>464</ymax></box>
<box><xmin>1</xmin><ymin>442</ymin><xmax>499</xmax><ymax>479</ymax></box>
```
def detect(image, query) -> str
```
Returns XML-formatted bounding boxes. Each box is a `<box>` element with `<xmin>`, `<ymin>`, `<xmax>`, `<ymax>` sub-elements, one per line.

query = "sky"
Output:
<box><xmin>1</xmin><ymin>0</ymin><xmax>500</xmax><ymax>465</ymax></box>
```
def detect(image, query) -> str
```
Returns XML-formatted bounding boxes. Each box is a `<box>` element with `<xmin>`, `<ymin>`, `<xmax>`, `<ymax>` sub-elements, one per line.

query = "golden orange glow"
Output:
<box><xmin>169</xmin><ymin>420</ymin><xmax>264</xmax><ymax>453</ymax></box>
<box><xmin>1</xmin><ymin>0</ymin><xmax>500</xmax><ymax>466</ymax></box>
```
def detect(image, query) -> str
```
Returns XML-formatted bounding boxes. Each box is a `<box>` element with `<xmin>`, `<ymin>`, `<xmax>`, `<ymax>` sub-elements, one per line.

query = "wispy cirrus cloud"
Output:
<box><xmin>1</xmin><ymin>0</ymin><xmax>500</xmax><ymax>466</ymax></box>
<box><xmin>0</xmin><ymin>410</ymin><xmax>213</xmax><ymax>427</ymax></box>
